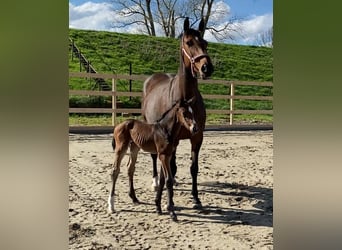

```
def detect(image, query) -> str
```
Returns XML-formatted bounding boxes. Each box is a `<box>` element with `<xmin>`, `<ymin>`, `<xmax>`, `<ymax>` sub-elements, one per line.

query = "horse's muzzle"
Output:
<box><xmin>200</xmin><ymin>63</ymin><xmax>214</xmax><ymax>79</ymax></box>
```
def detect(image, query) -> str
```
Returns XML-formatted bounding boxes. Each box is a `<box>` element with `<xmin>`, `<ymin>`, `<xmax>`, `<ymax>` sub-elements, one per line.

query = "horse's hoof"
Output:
<box><xmin>151</xmin><ymin>184</ymin><xmax>159</xmax><ymax>192</ymax></box>
<box><xmin>170</xmin><ymin>212</ymin><xmax>178</xmax><ymax>222</ymax></box>
<box><xmin>192</xmin><ymin>202</ymin><xmax>203</xmax><ymax>209</ymax></box>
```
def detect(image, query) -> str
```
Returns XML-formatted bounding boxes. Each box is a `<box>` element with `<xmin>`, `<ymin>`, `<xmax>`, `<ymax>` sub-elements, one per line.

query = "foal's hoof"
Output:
<box><xmin>132</xmin><ymin>198</ymin><xmax>140</xmax><ymax>204</ymax></box>
<box><xmin>107</xmin><ymin>207</ymin><xmax>116</xmax><ymax>214</ymax></box>
<box><xmin>156</xmin><ymin>208</ymin><xmax>162</xmax><ymax>215</ymax></box>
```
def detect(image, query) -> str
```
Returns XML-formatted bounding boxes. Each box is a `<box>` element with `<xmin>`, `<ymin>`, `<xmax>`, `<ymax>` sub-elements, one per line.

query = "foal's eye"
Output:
<box><xmin>186</xmin><ymin>40</ymin><xmax>193</xmax><ymax>47</ymax></box>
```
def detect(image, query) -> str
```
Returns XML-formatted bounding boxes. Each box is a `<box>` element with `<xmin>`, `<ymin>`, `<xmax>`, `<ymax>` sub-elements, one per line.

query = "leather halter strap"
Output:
<box><xmin>181</xmin><ymin>38</ymin><xmax>209</xmax><ymax>78</ymax></box>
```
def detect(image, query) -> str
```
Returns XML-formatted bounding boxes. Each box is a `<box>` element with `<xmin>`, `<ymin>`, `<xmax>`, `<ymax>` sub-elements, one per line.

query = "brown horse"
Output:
<box><xmin>108</xmin><ymin>98</ymin><xmax>197</xmax><ymax>221</ymax></box>
<box><xmin>142</xmin><ymin>17</ymin><xmax>213</xmax><ymax>208</ymax></box>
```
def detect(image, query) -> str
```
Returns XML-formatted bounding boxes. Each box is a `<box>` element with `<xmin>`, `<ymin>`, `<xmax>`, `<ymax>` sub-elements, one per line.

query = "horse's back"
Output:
<box><xmin>143</xmin><ymin>73</ymin><xmax>174</xmax><ymax>96</ymax></box>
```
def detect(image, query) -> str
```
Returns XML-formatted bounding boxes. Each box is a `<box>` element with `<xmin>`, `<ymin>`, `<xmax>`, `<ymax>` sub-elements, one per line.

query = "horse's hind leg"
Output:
<box><xmin>128</xmin><ymin>143</ymin><xmax>140</xmax><ymax>203</ymax></box>
<box><xmin>108</xmin><ymin>145</ymin><xmax>127</xmax><ymax>213</ymax></box>
<box><xmin>151</xmin><ymin>153</ymin><xmax>159</xmax><ymax>191</ymax></box>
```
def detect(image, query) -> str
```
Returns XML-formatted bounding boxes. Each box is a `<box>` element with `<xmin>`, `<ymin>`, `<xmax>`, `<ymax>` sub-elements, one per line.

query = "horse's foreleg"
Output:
<box><xmin>190</xmin><ymin>135</ymin><xmax>203</xmax><ymax>209</ymax></box>
<box><xmin>151</xmin><ymin>153</ymin><xmax>159</xmax><ymax>191</ymax></box>
<box><xmin>108</xmin><ymin>149</ymin><xmax>125</xmax><ymax>213</ymax></box>
<box><xmin>128</xmin><ymin>144</ymin><xmax>139</xmax><ymax>204</ymax></box>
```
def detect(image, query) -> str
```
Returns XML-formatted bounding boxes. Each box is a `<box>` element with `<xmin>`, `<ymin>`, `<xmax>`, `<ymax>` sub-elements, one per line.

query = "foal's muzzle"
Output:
<box><xmin>190</xmin><ymin>123</ymin><xmax>199</xmax><ymax>135</ymax></box>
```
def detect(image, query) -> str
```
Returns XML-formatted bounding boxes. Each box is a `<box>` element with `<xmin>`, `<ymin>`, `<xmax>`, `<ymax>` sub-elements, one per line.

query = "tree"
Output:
<box><xmin>186</xmin><ymin>0</ymin><xmax>243</xmax><ymax>41</ymax></box>
<box><xmin>111</xmin><ymin>0</ymin><xmax>243</xmax><ymax>41</ymax></box>
<box><xmin>111</xmin><ymin>0</ymin><xmax>156</xmax><ymax>36</ymax></box>
<box><xmin>255</xmin><ymin>26</ymin><xmax>273</xmax><ymax>47</ymax></box>
<box><xmin>156</xmin><ymin>0</ymin><xmax>177</xmax><ymax>38</ymax></box>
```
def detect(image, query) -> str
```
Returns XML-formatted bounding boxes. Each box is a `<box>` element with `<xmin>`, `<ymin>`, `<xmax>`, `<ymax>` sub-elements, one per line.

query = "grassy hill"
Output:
<box><xmin>68</xmin><ymin>28</ymin><xmax>273</xmax><ymax>125</ymax></box>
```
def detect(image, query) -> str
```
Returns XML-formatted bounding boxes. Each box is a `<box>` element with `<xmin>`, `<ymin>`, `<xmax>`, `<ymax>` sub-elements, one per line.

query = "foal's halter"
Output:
<box><xmin>181</xmin><ymin>37</ymin><xmax>210</xmax><ymax>78</ymax></box>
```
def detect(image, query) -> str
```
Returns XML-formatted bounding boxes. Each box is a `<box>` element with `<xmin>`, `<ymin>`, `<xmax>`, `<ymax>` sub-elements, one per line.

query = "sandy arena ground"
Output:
<box><xmin>69</xmin><ymin>130</ymin><xmax>273</xmax><ymax>249</ymax></box>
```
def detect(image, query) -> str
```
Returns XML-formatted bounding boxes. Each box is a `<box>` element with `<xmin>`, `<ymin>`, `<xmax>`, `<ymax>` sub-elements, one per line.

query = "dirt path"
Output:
<box><xmin>69</xmin><ymin>131</ymin><xmax>273</xmax><ymax>249</ymax></box>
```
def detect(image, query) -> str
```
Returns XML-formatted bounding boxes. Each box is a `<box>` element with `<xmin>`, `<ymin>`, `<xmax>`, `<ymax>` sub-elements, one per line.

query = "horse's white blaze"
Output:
<box><xmin>190</xmin><ymin>124</ymin><xmax>195</xmax><ymax>132</ymax></box>
<box><xmin>188</xmin><ymin>106</ymin><xmax>193</xmax><ymax>114</ymax></box>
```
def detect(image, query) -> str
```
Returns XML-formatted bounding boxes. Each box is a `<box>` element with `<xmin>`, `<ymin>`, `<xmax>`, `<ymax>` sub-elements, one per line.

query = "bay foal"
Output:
<box><xmin>108</xmin><ymin>98</ymin><xmax>197</xmax><ymax>221</ymax></box>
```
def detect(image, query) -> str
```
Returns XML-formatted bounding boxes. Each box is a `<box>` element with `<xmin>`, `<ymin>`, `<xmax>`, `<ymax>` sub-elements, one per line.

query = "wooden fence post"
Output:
<box><xmin>229</xmin><ymin>83</ymin><xmax>234</xmax><ymax>125</ymax></box>
<box><xmin>112</xmin><ymin>77</ymin><xmax>117</xmax><ymax>126</ymax></box>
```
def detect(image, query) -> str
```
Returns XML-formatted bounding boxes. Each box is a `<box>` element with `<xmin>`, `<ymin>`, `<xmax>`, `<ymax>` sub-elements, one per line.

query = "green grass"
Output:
<box><xmin>68</xmin><ymin>29</ymin><xmax>273</xmax><ymax>126</ymax></box>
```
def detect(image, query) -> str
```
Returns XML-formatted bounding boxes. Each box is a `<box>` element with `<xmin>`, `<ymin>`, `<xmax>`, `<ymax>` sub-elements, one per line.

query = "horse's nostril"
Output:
<box><xmin>201</xmin><ymin>64</ymin><xmax>208</xmax><ymax>73</ymax></box>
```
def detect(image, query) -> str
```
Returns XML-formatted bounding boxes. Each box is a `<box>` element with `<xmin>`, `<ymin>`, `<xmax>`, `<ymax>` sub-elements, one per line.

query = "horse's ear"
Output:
<box><xmin>184</xmin><ymin>17</ymin><xmax>190</xmax><ymax>32</ymax></box>
<box><xmin>198</xmin><ymin>18</ymin><xmax>205</xmax><ymax>36</ymax></box>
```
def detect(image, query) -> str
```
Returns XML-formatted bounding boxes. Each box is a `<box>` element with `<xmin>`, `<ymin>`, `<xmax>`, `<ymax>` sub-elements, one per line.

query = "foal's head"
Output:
<box><xmin>175</xmin><ymin>97</ymin><xmax>198</xmax><ymax>135</ymax></box>
<box><xmin>181</xmin><ymin>17</ymin><xmax>214</xmax><ymax>79</ymax></box>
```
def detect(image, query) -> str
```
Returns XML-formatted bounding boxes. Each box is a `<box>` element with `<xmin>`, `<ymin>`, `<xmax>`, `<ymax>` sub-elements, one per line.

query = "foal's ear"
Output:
<box><xmin>198</xmin><ymin>18</ymin><xmax>205</xmax><ymax>36</ymax></box>
<box><xmin>184</xmin><ymin>17</ymin><xmax>190</xmax><ymax>32</ymax></box>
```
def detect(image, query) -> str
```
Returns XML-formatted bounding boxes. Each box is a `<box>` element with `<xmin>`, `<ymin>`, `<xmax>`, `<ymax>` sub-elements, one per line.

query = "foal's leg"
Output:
<box><xmin>128</xmin><ymin>143</ymin><xmax>140</xmax><ymax>203</ymax></box>
<box><xmin>108</xmin><ymin>145</ymin><xmax>128</xmax><ymax>213</ymax></box>
<box><xmin>155</xmin><ymin>165</ymin><xmax>165</xmax><ymax>215</ymax></box>
<box><xmin>159</xmin><ymin>154</ymin><xmax>177</xmax><ymax>221</ymax></box>
<box><xmin>151</xmin><ymin>153</ymin><xmax>159</xmax><ymax>191</ymax></box>
<box><xmin>190</xmin><ymin>133</ymin><xmax>203</xmax><ymax>209</ymax></box>
<box><xmin>170</xmin><ymin>150</ymin><xmax>178</xmax><ymax>186</ymax></box>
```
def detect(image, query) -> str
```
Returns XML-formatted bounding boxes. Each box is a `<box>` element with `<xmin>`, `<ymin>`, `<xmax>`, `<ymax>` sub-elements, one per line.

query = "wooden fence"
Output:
<box><xmin>69</xmin><ymin>72</ymin><xmax>273</xmax><ymax>130</ymax></box>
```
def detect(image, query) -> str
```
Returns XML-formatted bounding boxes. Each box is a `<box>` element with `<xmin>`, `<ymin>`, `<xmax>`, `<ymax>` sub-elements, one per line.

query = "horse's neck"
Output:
<box><xmin>173</xmin><ymin>53</ymin><xmax>198</xmax><ymax>100</ymax></box>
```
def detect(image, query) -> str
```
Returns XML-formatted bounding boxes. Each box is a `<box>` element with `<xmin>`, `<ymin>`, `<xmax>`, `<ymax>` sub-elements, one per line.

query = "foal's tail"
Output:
<box><xmin>112</xmin><ymin>120</ymin><xmax>135</xmax><ymax>151</ymax></box>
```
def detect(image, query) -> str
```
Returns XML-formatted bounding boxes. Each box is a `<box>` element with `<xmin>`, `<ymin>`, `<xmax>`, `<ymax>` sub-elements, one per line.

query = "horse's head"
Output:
<box><xmin>181</xmin><ymin>17</ymin><xmax>214</xmax><ymax>79</ymax></box>
<box><xmin>176</xmin><ymin>97</ymin><xmax>198</xmax><ymax>135</ymax></box>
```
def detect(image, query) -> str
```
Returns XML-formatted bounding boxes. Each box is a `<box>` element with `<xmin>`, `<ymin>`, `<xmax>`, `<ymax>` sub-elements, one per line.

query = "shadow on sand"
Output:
<box><xmin>173</xmin><ymin>181</ymin><xmax>273</xmax><ymax>227</ymax></box>
<box><xmin>115</xmin><ymin>181</ymin><xmax>273</xmax><ymax>227</ymax></box>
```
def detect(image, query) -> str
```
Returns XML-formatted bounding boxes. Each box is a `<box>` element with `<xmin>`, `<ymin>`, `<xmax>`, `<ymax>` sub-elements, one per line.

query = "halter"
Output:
<box><xmin>181</xmin><ymin>37</ymin><xmax>210</xmax><ymax>78</ymax></box>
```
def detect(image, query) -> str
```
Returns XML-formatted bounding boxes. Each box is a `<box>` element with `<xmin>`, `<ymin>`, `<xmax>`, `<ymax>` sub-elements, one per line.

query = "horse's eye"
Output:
<box><xmin>186</xmin><ymin>40</ymin><xmax>193</xmax><ymax>47</ymax></box>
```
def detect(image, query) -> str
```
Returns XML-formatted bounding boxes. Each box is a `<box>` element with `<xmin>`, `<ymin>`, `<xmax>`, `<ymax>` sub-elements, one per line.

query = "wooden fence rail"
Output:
<box><xmin>69</xmin><ymin>72</ymin><xmax>273</xmax><ymax>128</ymax></box>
